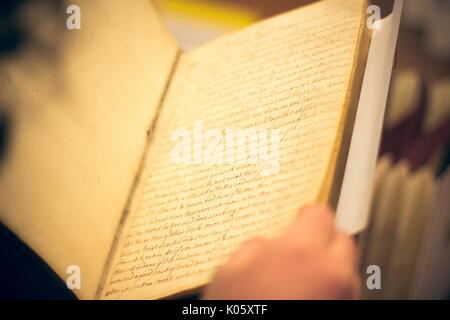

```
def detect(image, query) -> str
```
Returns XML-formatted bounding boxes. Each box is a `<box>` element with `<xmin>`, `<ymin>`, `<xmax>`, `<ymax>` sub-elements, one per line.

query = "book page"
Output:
<box><xmin>101</xmin><ymin>0</ymin><xmax>368</xmax><ymax>299</ymax></box>
<box><xmin>0</xmin><ymin>0</ymin><xmax>178</xmax><ymax>299</ymax></box>
<box><xmin>335</xmin><ymin>0</ymin><xmax>403</xmax><ymax>234</ymax></box>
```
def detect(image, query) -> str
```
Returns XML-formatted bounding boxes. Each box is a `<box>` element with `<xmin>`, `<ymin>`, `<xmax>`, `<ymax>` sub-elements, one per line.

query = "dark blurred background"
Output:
<box><xmin>156</xmin><ymin>0</ymin><xmax>450</xmax><ymax>173</ymax></box>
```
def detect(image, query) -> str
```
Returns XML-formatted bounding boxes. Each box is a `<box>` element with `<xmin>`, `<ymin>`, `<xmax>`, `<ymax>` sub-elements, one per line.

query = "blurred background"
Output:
<box><xmin>0</xmin><ymin>0</ymin><xmax>449</xmax><ymax>299</ymax></box>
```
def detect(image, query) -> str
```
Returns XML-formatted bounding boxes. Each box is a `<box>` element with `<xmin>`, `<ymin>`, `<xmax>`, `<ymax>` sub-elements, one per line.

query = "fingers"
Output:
<box><xmin>204</xmin><ymin>203</ymin><xmax>362</xmax><ymax>300</ymax></box>
<box><xmin>220</xmin><ymin>237</ymin><xmax>265</xmax><ymax>273</ymax></box>
<box><xmin>284</xmin><ymin>204</ymin><xmax>360</xmax><ymax>299</ymax></box>
<box><xmin>328</xmin><ymin>230</ymin><xmax>357</xmax><ymax>267</ymax></box>
<box><xmin>283</xmin><ymin>204</ymin><xmax>335</xmax><ymax>248</ymax></box>
<box><xmin>350</xmin><ymin>274</ymin><xmax>362</xmax><ymax>300</ymax></box>
<box><xmin>327</xmin><ymin>230</ymin><xmax>360</xmax><ymax>299</ymax></box>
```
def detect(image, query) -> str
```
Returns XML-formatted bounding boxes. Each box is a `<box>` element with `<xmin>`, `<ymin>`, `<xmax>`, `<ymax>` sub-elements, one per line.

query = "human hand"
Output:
<box><xmin>203</xmin><ymin>204</ymin><xmax>360</xmax><ymax>300</ymax></box>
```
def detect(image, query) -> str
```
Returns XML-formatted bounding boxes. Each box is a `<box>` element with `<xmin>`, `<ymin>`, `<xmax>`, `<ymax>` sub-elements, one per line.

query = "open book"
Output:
<box><xmin>0</xmin><ymin>0</ymin><xmax>401</xmax><ymax>299</ymax></box>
